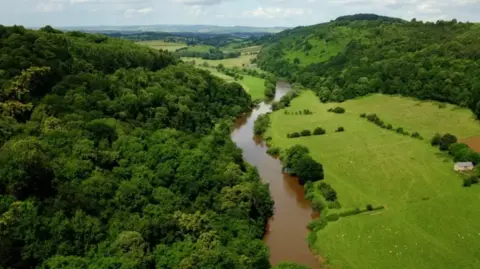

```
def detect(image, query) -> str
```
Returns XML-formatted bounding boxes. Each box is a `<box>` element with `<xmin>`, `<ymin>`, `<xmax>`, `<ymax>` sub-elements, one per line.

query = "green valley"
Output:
<box><xmin>266</xmin><ymin>91</ymin><xmax>480</xmax><ymax>269</ymax></box>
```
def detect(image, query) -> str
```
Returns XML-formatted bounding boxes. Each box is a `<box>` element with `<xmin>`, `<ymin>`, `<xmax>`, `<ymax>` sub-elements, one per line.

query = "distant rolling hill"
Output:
<box><xmin>60</xmin><ymin>24</ymin><xmax>288</xmax><ymax>34</ymax></box>
<box><xmin>257</xmin><ymin>13</ymin><xmax>480</xmax><ymax>117</ymax></box>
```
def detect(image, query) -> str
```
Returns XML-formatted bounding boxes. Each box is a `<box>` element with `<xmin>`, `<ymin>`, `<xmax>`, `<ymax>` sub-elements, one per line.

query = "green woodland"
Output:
<box><xmin>0</xmin><ymin>25</ymin><xmax>278</xmax><ymax>269</ymax></box>
<box><xmin>258</xmin><ymin>14</ymin><xmax>480</xmax><ymax>117</ymax></box>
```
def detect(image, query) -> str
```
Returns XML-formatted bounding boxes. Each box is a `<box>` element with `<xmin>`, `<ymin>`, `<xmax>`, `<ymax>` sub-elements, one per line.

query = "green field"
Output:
<box><xmin>182</xmin><ymin>54</ymin><xmax>256</xmax><ymax>68</ymax></box>
<box><xmin>267</xmin><ymin>91</ymin><xmax>480</xmax><ymax>269</ymax></box>
<box><xmin>199</xmin><ymin>67</ymin><xmax>265</xmax><ymax>101</ymax></box>
<box><xmin>182</xmin><ymin>45</ymin><xmax>214</xmax><ymax>53</ymax></box>
<box><xmin>135</xmin><ymin>40</ymin><xmax>187</xmax><ymax>51</ymax></box>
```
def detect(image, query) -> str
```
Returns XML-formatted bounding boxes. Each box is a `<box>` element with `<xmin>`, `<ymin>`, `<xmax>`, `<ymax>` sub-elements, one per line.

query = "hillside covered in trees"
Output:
<box><xmin>0</xmin><ymin>25</ymin><xmax>275</xmax><ymax>269</ymax></box>
<box><xmin>257</xmin><ymin>14</ymin><xmax>480</xmax><ymax>117</ymax></box>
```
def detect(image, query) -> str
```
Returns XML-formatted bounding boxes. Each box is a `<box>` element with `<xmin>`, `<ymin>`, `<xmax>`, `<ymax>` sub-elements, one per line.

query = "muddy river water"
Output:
<box><xmin>230</xmin><ymin>82</ymin><xmax>320</xmax><ymax>268</ymax></box>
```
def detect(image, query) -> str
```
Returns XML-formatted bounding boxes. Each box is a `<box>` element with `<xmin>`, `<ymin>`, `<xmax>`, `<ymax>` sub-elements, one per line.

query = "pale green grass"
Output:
<box><xmin>183</xmin><ymin>45</ymin><xmax>214</xmax><ymax>53</ymax></box>
<box><xmin>135</xmin><ymin>40</ymin><xmax>187</xmax><ymax>51</ymax></box>
<box><xmin>283</xmin><ymin>26</ymin><xmax>356</xmax><ymax>66</ymax></box>
<box><xmin>182</xmin><ymin>54</ymin><xmax>256</xmax><ymax>68</ymax></box>
<box><xmin>198</xmin><ymin>67</ymin><xmax>265</xmax><ymax>101</ymax></box>
<box><xmin>267</xmin><ymin>91</ymin><xmax>480</xmax><ymax>269</ymax></box>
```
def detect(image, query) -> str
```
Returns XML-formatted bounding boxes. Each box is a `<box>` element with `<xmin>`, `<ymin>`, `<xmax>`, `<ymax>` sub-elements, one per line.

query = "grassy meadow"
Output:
<box><xmin>198</xmin><ymin>67</ymin><xmax>265</xmax><ymax>101</ymax></box>
<box><xmin>135</xmin><ymin>40</ymin><xmax>187</xmax><ymax>51</ymax></box>
<box><xmin>182</xmin><ymin>54</ymin><xmax>257</xmax><ymax>68</ymax></box>
<box><xmin>266</xmin><ymin>91</ymin><xmax>480</xmax><ymax>269</ymax></box>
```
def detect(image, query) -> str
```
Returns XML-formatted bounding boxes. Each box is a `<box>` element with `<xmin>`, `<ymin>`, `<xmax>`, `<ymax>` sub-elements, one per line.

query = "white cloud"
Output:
<box><xmin>171</xmin><ymin>0</ymin><xmax>231</xmax><ymax>6</ymax></box>
<box><xmin>70</xmin><ymin>0</ymin><xmax>91</xmax><ymax>4</ymax></box>
<box><xmin>35</xmin><ymin>0</ymin><xmax>64</xmax><ymax>12</ymax></box>
<box><xmin>124</xmin><ymin>6</ymin><xmax>152</xmax><ymax>17</ymax></box>
<box><xmin>243</xmin><ymin>7</ymin><xmax>305</xmax><ymax>19</ymax></box>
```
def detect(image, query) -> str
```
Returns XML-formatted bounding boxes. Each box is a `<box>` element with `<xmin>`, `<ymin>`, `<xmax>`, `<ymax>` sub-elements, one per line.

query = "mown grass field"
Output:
<box><xmin>182</xmin><ymin>54</ymin><xmax>256</xmax><ymax>68</ymax></box>
<box><xmin>198</xmin><ymin>67</ymin><xmax>265</xmax><ymax>101</ymax></box>
<box><xmin>266</xmin><ymin>91</ymin><xmax>480</xmax><ymax>269</ymax></box>
<box><xmin>135</xmin><ymin>40</ymin><xmax>187</xmax><ymax>51</ymax></box>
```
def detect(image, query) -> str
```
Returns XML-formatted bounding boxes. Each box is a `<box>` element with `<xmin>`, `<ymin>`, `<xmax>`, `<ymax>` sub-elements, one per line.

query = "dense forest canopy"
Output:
<box><xmin>0</xmin><ymin>25</ymin><xmax>275</xmax><ymax>269</ymax></box>
<box><xmin>257</xmin><ymin>15</ymin><xmax>480</xmax><ymax>117</ymax></box>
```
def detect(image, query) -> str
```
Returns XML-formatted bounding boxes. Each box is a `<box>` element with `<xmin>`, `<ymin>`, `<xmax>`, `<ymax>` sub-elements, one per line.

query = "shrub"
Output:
<box><xmin>318</xmin><ymin>182</ymin><xmax>337</xmax><ymax>201</ymax></box>
<box><xmin>339</xmin><ymin>208</ymin><xmax>362</xmax><ymax>217</ymax></box>
<box><xmin>328</xmin><ymin>107</ymin><xmax>345</xmax><ymax>114</ymax></box>
<box><xmin>300</xmin><ymin>130</ymin><xmax>312</xmax><ymax>136</ymax></box>
<box><xmin>311</xmin><ymin>199</ymin><xmax>326</xmax><ymax>212</ymax></box>
<box><xmin>295</xmin><ymin>155</ymin><xmax>324</xmax><ymax>184</ymax></box>
<box><xmin>366</xmin><ymin>113</ymin><xmax>379</xmax><ymax>122</ymax></box>
<box><xmin>253</xmin><ymin>114</ymin><xmax>270</xmax><ymax>136</ymax></box>
<box><xmin>431</xmin><ymin>133</ymin><xmax>442</xmax><ymax>146</ymax></box>
<box><xmin>470</xmin><ymin>176</ymin><xmax>479</xmax><ymax>184</ymax></box>
<box><xmin>439</xmin><ymin>133</ymin><xmax>458</xmax><ymax>151</ymax></box>
<box><xmin>396</xmin><ymin>127</ymin><xmax>404</xmax><ymax>134</ymax></box>
<box><xmin>463</xmin><ymin>178</ymin><xmax>472</xmax><ymax>187</ymax></box>
<box><xmin>360</xmin><ymin>113</ymin><xmax>366</xmax><ymax>118</ymax></box>
<box><xmin>366</xmin><ymin>204</ymin><xmax>374</xmax><ymax>211</ymax></box>
<box><xmin>411</xmin><ymin>132</ymin><xmax>421</xmax><ymax>138</ymax></box>
<box><xmin>266</xmin><ymin>147</ymin><xmax>280</xmax><ymax>156</ymax></box>
<box><xmin>326</xmin><ymin>214</ymin><xmax>340</xmax><ymax>222</ymax></box>
<box><xmin>386</xmin><ymin>124</ymin><xmax>393</xmax><ymax>130</ymax></box>
<box><xmin>328</xmin><ymin>200</ymin><xmax>342</xmax><ymax>209</ymax></box>
<box><xmin>313</xmin><ymin>127</ymin><xmax>326</xmax><ymax>135</ymax></box>
<box><xmin>307</xmin><ymin>218</ymin><xmax>328</xmax><ymax>231</ymax></box>
<box><xmin>287</xmin><ymin>132</ymin><xmax>300</xmax><ymax>138</ymax></box>
<box><xmin>336</xmin><ymin>126</ymin><xmax>345</xmax><ymax>132</ymax></box>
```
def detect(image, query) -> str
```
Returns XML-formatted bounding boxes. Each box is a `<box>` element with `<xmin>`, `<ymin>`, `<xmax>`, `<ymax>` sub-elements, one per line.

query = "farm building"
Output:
<box><xmin>454</xmin><ymin>162</ymin><xmax>474</xmax><ymax>172</ymax></box>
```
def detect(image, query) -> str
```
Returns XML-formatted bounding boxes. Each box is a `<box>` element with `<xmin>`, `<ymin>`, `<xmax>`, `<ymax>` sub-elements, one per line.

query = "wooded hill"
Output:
<box><xmin>257</xmin><ymin>14</ymin><xmax>480</xmax><ymax>117</ymax></box>
<box><xmin>0</xmin><ymin>25</ymin><xmax>274</xmax><ymax>269</ymax></box>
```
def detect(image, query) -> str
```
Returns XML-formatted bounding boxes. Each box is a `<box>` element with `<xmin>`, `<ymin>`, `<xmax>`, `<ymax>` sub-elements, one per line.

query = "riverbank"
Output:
<box><xmin>231</xmin><ymin>82</ymin><xmax>320</xmax><ymax>268</ymax></box>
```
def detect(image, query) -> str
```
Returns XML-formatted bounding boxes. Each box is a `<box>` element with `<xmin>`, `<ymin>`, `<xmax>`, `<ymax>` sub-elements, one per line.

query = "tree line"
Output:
<box><xmin>258</xmin><ymin>16</ymin><xmax>480</xmax><ymax>118</ymax></box>
<box><xmin>0</xmin><ymin>25</ymin><xmax>277</xmax><ymax>269</ymax></box>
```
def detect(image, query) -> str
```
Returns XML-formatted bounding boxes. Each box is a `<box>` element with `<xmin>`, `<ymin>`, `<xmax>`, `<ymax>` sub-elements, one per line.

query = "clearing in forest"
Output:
<box><xmin>135</xmin><ymin>40</ymin><xmax>187</xmax><ymax>51</ymax></box>
<box><xmin>266</xmin><ymin>91</ymin><xmax>480</xmax><ymax>269</ymax></box>
<box><xmin>198</xmin><ymin>67</ymin><xmax>265</xmax><ymax>101</ymax></box>
<box><xmin>182</xmin><ymin>54</ymin><xmax>257</xmax><ymax>69</ymax></box>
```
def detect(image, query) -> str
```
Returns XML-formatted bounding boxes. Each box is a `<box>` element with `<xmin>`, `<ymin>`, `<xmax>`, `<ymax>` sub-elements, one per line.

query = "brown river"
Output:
<box><xmin>231</xmin><ymin>82</ymin><xmax>320</xmax><ymax>268</ymax></box>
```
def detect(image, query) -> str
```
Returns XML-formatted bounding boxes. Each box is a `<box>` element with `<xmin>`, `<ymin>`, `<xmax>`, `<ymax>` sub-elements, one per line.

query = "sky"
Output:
<box><xmin>1</xmin><ymin>0</ymin><xmax>480</xmax><ymax>27</ymax></box>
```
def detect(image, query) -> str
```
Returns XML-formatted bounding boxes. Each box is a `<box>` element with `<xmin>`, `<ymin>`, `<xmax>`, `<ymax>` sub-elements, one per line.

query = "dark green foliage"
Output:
<box><xmin>336</xmin><ymin>126</ymin><xmax>345</xmax><ymax>132</ymax></box>
<box><xmin>0</xmin><ymin>26</ymin><xmax>272</xmax><ymax>269</ymax></box>
<box><xmin>360</xmin><ymin>113</ymin><xmax>366</xmax><ymax>118</ymax></box>
<box><xmin>264</xmin><ymin>75</ymin><xmax>277</xmax><ymax>99</ymax></box>
<box><xmin>258</xmin><ymin>18</ymin><xmax>480</xmax><ymax>119</ymax></box>
<box><xmin>313</xmin><ymin>127</ymin><xmax>326</xmax><ymax>135</ymax></box>
<box><xmin>448</xmin><ymin>143</ymin><xmax>480</xmax><ymax>164</ymax></box>
<box><xmin>328</xmin><ymin>107</ymin><xmax>345</xmax><ymax>114</ymax></box>
<box><xmin>439</xmin><ymin>133</ymin><xmax>458</xmax><ymax>151</ymax></box>
<box><xmin>326</xmin><ymin>214</ymin><xmax>340</xmax><ymax>222</ymax></box>
<box><xmin>386</xmin><ymin>124</ymin><xmax>393</xmax><ymax>130</ymax></box>
<box><xmin>287</xmin><ymin>132</ymin><xmax>301</xmax><ymax>138</ymax></box>
<box><xmin>463</xmin><ymin>178</ymin><xmax>473</xmax><ymax>187</ymax></box>
<box><xmin>266</xmin><ymin>147</ymin><xmax>280</xmax><ymax>156</ymax></box>
<box><xmin>254</xmin><ymin>114</ymin><xmax>270</xmax><ymax>136</ymax></box>
<box><xmin>396</xmin><ymin>127</ymin><xmax>405</xmax><ymax>134</ymax></box>
<box><xmin>318</xmin><ymin>182</ymin><xmax>337</xmax><ymax>201</ymax></box>
<box><xmin>431</xmin><ymin>133</ymin><xmax>442</xmax><ymax>146</ymax></box>
<box><xmin>282</xmin><ymin>145</ymin><xmax>324</xmax><ymax>185</ymax></box>
<box><xmin>366</xmin><ymin>204</ymin><xmax>374</xmax><ymax>211</ymax></box>
<box><xmin>300</xmin><ymin>129</ymin><xmax>312</xmax><ymax>136</ymax></box>
<box><xmin>307</xmin><ymin>218</ymin><xmax>328</xmax><ymax>231</ymax></box>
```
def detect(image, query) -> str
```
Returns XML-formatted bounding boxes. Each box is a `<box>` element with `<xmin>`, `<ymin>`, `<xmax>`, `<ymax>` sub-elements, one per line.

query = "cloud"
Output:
<box><xmin>35</xmin><ymin>0</ymin><xmax>64</xmax><ymax>12</ymax></box>
<box><xmin>123</xmin><ymin>6</ymin><xmax>152</xmax><ymax>17</ymax></box>
<box><xmin>171</xmin><ymin>0</ymin><xmax>232</xmax><ymax>6</ymax></box>
<box><xmin>243</xmin><ymin>7</ymin><xmax>305</xmax><ymax>19</ymax></box>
